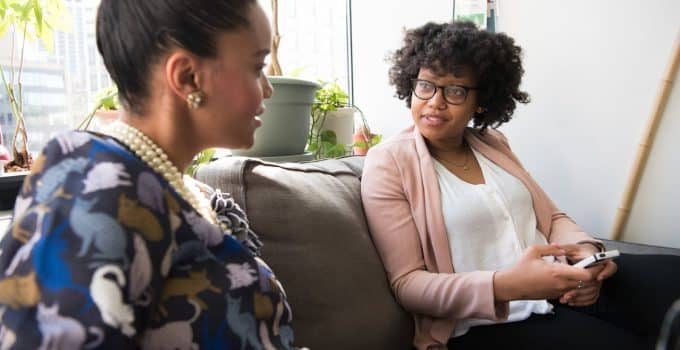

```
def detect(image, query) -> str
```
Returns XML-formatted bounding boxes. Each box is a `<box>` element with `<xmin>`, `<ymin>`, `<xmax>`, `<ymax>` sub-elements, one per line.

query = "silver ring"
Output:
<box><xmin>577</xmin><ymin>280</ymin><xmax>585</xmax><ymax>289</ymax></box>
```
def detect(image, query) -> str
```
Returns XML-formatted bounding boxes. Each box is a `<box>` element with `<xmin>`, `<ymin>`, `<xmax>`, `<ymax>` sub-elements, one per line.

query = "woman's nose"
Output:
<box><xmin>427</xmin><ymin>87</ymin><xmax>447</xmax><ymax>109</ymax></box>
<box><xmin>261</xmin><ymin>75</ymin><xmax>274</xmax><ymax>99</ymax></box>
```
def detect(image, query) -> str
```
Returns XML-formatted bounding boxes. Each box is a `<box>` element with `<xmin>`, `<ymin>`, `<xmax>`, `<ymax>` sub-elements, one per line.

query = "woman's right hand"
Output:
<box><xmin>493</xmin><ymin>244</ymin><xmax>593</xmax><ymax>302</ymax></box>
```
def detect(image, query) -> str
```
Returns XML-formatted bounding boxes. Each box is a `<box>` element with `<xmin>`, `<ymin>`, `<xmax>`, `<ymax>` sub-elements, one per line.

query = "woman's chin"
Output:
<box><xmin>231</xmin><ymin>138</ymin><xmax>255</xmax><ymax>150</ymax></box>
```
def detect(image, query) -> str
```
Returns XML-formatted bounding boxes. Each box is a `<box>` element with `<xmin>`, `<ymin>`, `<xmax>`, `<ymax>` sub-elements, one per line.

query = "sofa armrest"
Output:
<box><xmin>599</xmin><ymin>238</ymin><xmax>680</xmax><ymax>256</ymax></box>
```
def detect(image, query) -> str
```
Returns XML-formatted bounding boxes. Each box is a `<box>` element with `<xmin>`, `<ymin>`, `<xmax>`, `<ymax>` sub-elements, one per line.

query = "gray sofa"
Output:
<box><xmin>196</xmin><ymin>156</ymin><xmax>680</xmax><ymax>350</ymax></box>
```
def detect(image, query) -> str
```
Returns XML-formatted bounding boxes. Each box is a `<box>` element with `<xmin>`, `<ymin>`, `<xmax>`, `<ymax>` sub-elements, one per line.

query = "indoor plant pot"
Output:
<box><xmin>231</xmin><ymin>76</ymin><xmax>320</xmax><ymax>157</ymax></box>
<box><xmin>319</xmin><ymin>106</ymin><xmax>355</xmax><ymax>146</ymax></box>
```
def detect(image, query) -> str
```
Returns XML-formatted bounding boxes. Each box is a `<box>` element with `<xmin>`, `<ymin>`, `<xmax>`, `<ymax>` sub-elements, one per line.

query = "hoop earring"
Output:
<box><xmin>187</xmin><ymin>91</ymin><xmax>205</xmax><ymax>109</ymax></box>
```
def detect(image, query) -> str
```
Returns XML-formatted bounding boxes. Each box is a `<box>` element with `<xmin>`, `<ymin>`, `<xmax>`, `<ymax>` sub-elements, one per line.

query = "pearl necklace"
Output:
<box><xmin>103</xmin><ymin>121</ymin><xmax>223</xmax><ymax>230</ymax></box>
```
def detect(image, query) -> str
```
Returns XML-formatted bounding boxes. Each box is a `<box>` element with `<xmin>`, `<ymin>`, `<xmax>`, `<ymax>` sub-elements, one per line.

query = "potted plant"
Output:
<box><xmin>307</xmin><ymin>81</ymin><xmax>351</xmax><ymax>159</ymax></box>
<box><xmin>0</xmin><ymin>0</ymin><xmax>70</xmax><ymax>173</ymax></box>
<box><xmin>307</xmin><ymin>81</ymin><xmax>381</xmax><ymax>159</ymax></box>
<box><xmin>352</xmin><ymin>104</ymin><xmax>381</xmax><ymax>156</ymax></box>
<box><xmin>352</xmin><ymin>122</ymin><xmax>381</xmax><ymax>156</ymax></box>
<box><xmin>230</xmin><ymin>0</ymin><xmax>319</xmax><ymax>158</ymax></box>
<box><xmin>77</xmin><ymin>85</ymin><xmax>120</xmax><ymax>131</ymax></box>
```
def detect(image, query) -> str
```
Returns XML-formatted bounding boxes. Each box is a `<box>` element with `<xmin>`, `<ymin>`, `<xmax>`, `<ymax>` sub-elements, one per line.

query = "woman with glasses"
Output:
<box><xmin>361</xmin><ymin>21</ymin><xmax>680</xmax><ymax>350</ymax></box>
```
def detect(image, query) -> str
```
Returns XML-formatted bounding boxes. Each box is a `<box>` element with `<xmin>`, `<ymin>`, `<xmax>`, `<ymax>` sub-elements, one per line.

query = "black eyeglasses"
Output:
<box><xmin>411</xmin><ymin>79</ymin><xmax>478</xmax><ymax>105</ymax></box>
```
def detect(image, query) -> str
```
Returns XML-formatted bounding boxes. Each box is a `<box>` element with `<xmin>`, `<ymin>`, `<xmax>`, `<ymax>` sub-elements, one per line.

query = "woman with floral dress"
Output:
<box><xmin>0</xmin><ymin>0</ymin><xmax>302</xmax><ymax>348</ymax></box>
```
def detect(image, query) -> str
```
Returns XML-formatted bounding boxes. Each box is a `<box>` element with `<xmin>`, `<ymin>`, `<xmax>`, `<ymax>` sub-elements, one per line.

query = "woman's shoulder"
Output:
<box><xmin>38</xmin><ymin>130</ymin><xmax>128</xmax><ymax>164</ymax></box>
<box><xmin>23</xmin><ymin>130</ymin><xmax>151</xmax><ymax>206</ymax></box>
<box><xmin>36</xmin><ymin>130</ymin><xmax>152</xmax><ymax>174</ymax></box>
<box><xmin>466</xmin><ymin>127</ymin><xmax>512</xmax><ymax>150</ymax></box>
<box><xmin>366</xmin><ymin>126</ymin><xmax>417</xmax><ymax>159</ymax></box>
<box><xmin>363</xmin><ymin>126</ymin><xmax>421</xmax><ymax>181</ymax></box>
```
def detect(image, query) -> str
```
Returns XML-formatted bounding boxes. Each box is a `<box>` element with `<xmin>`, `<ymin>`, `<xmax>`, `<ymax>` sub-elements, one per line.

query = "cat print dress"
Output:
<box><xmin>0</xmin><ymin>131</ymin><xmax>297</xmax><ymax>349</ymax></box>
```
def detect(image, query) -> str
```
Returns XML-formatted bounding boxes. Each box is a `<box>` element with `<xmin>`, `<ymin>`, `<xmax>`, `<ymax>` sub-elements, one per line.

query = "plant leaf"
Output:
<box><xmin>197</xmin><ymin>148</ymin><xmax>215</xmax><ymax>163</ymax></box>
<box><xmin>37</xmin><ymin>20</ymin><xmax>53</xmax><ymax>51</ymax></box>
<box><xmin>18</xmin><ymin>1</ymin><xmax>32</xmax><ymax>22</ymax></box>
<box><xmin>352</xmin><ymin>140</ymin><xmax>367</xmax><ymax>149</ymax></box>
<box><xmin>9</xmin><ymin>3</ymin><xmax>23</xmax><ymax>13</ymax></box>
<box><xmin>0</xmin><ymin>0</ymin><xmax>8</xmax><ymax>18</ymax></box>
<box><xmin>32</xmin><ymin>0</ymin><xmax>42</xmax><ymax>35</ymax></box>
<box><xmin>319</xmin><ymin>130</ymin><xmax>337</xmax><ymax>144</ymax></box>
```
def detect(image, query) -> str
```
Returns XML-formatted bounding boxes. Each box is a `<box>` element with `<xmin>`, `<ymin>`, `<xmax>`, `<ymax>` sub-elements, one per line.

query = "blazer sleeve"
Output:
<box><xmin>492</xmin><ymin>130</ymin><xmax>599</xmax><ymax>245</ymax></box>
<box><xmin>361</xmin><ymin>146</ymin><xmax>508</xmax><ymax>321</ymax></box>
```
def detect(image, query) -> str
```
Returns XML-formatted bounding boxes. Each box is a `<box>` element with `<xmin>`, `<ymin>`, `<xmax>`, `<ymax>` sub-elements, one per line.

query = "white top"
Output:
<box><xmin>434</xmin><ymin>148</ymin><xmax>553</xmax><ymax>338</ymax></box>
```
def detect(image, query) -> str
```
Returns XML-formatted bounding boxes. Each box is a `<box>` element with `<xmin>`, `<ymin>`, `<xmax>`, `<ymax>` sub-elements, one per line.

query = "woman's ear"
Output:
<box><xmin>164</xmin><ymin>51</ymin><xmax>202</xmax><ymax>102</ymax></box>
<box><xmin>476</xmin><ymin>106</ymin><xmax>487</xmax><ymax>114</ymax></box>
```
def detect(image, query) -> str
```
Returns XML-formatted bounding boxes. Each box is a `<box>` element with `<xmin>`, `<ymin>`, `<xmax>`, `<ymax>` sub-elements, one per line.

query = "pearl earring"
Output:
<box><xmin>187</xmin><ymin>91</ymin><xmax>205</xmax><ymax>109</ymax></box>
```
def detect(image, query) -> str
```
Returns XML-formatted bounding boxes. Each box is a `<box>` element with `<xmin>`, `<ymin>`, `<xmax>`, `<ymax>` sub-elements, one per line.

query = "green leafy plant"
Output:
<box><xmin>350</xmin><ymin>105</ymin><xmax>381</xmax><ymax>156</ymax></box>
<box><xmin>307</xmin><ymin>81</ymin><xmax>381</xmax><ymax>159</ymax></box>
<box><xmin>352</xmin><ymin>130</ymin><xmax>382</xmax><ymax>150</ymax></box>
<box><xmin>77</xmin><ymin>85</ymin><xmax>120</xmax><ymax>130</ymax></box>
<box><xmin>307</xmin><ymin>81</ymin><xmax>350</xmax><ymax>159</ymax></box>
<box><xmin>0</xmin><ymin>0</ymin><xmax>70</xmax><ymax>171</ymax></box>
<box><xmin>186</xmin><ymin>148</ymin><xmax>216</xmax><ymax>176</ymax></box>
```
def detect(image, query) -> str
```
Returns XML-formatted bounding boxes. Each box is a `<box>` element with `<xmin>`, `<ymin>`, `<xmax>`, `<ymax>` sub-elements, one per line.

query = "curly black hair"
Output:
<box><xmin>389</xmin><ymin>21</ymin><xmax>530</xmax><ymax>132</ymax></box>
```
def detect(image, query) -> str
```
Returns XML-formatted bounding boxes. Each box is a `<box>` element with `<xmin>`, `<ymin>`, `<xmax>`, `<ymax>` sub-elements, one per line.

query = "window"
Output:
<box><xmin>257</xmin><ymin>0</ymin><xmax>350</xmax><ymax>90</ymax></box>
<box><xmin>0</xmin><ymin>0</ymin><xmax>351</xmax><ymax>154</ymax></box>
<box><xmin>0</xmin><ymin>0</ymin><xmax>110</xmax><ymax>154</ymax></box>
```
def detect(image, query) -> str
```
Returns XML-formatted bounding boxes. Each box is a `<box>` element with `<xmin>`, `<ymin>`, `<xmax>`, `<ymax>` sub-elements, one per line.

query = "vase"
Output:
<box><xmin>319</xmin><ymin>107</ymin><xmax>356</xmax><ymax>146</ymax></box>
<box><xmin>352</xmin><ymin>128</ymin><xmax>376</xmax><ymax>156</ymax></box>
<box><xmin>232</xmin><ymin>76</ymin><xmax>320</xmax><ymax>157</ymax></box>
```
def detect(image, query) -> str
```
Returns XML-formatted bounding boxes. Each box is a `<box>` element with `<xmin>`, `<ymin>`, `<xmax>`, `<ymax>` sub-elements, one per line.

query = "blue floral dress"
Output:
<box><xmin>0</xmin><ymin>131</ymin><xmax>296</xmax><ymax>349</ymax></box>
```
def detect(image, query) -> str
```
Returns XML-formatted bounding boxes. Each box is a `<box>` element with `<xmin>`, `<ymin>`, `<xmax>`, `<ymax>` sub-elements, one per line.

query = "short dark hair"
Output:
<box><xmin>96</xmin><ymin>0</ymin><xmax>256</xmax><ymax>114</ymax></box>
<box><xmin>389</xmin><ymin>21</ymin><xmax>530</xmax><ymax>132</ymax></box>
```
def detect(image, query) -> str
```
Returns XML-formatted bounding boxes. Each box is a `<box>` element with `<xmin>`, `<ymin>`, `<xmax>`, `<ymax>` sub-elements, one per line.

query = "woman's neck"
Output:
<box><xmin>120</xmin><ymin>110</ymin><xmax>200</xmax><ymax>172</ymax></box>
<box><xmin>427</xmin><ymin>134</ymin><xmax>468</xmax><ymax>158</ymax></box>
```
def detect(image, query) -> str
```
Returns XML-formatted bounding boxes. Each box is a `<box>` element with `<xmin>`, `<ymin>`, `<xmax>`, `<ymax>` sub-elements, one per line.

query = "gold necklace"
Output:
<box><xmin>439</xmin><ymin>148</ymin><xmax>471</xmax><ymax>171</ymax></box>
<box><xmin>103</xmin><ymin>121</ymin><xmax>224</xmax><ymax>230</ymax></box>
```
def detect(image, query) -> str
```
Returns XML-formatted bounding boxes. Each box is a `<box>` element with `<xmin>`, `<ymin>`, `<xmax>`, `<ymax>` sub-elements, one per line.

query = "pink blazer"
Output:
<box><xmin>361</xmin><ymin>126</ymin><xmax>595</xmax><ymax>349</ymax></box>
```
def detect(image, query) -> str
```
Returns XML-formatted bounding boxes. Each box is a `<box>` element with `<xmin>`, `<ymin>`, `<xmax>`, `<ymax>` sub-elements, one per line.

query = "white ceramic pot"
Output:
<box><xmin>320</xmin><ymin>107</ymin><xmax>355</xmax><ymax>146</ymax></box>
<box><xmin>232</xmin><ymin>76</ymin><xmax>320</xmax><ymax>157</ymax></box>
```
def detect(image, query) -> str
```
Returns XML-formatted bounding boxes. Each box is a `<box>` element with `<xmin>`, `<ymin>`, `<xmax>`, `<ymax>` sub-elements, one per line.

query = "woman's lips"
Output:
<box><xmin>253</xmin><ymin>116</ymin><xmax>262</xmax><ymax>128</ymax></box>
<box><xmin>421</xmin><ymin>114</ymin><xmax>446</xmax><ymax>127</ymax></box>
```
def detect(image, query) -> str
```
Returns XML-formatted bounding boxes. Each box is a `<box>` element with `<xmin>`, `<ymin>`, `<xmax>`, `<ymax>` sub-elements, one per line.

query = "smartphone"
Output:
<box><xmin>572</xmin><ymin>249</ymin><xmax>620</xmax><ymax>268</ymax></box>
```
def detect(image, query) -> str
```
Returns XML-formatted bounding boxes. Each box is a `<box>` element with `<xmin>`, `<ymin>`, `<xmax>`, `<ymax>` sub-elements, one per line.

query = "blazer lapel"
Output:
<box><xmin>412</xmin><ymin>127</ymin><xmax>454</xmax><ymax>274</ymax></box>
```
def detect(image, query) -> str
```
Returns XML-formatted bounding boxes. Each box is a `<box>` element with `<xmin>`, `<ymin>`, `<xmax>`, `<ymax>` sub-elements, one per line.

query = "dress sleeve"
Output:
<box><xmin>0</xmin><ymin>136</ymin><xmax>171</xmax><ymax>348</ymax></box>
<box><xmin>361</xmin><ymin>147</ymin><xmax>508</xmax><ymax>321</ymax></box>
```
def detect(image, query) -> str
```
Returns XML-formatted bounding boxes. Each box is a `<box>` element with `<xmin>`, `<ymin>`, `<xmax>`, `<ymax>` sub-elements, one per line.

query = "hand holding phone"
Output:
<box><xmin>572</xmin><ymin>249</ymin><xmax>620</xmax><ymax>268</ymax></box>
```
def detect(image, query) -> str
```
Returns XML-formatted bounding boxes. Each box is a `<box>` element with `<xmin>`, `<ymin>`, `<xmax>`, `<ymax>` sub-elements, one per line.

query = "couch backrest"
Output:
<box><xmin>196</xmin><ymin>156</ymin><xmax>414</xmax><ymax>350</ymax></box>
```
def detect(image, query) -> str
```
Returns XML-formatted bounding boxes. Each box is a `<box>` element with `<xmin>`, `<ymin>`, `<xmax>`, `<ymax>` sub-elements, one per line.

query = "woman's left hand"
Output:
<box><xmin>557</xmin><ymin>243</ymin><xmax>618</xmax><ymax>306</ymax></box>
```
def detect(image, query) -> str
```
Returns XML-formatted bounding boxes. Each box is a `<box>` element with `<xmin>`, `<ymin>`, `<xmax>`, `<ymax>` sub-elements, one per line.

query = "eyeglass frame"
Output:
<box><xmin>411</xmin><ymin>78</ymin><xmax>479</xmax><ymax>105</ymax></box>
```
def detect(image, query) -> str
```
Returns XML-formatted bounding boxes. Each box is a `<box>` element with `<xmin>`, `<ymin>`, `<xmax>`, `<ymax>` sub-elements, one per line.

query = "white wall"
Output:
<box><xmin>351</xmin><ymin>0</ymin><xmax>453</xmax><ymax>138</ymax></box>
<box><xmin>496</xmin><ymin>0</ymin><xmax>680</xmax><ymax>246</ymax></box>
<box><xmin>352</xmin><ymin>0</ymin><xmax>680</xmax><ymax>247</ymax></box>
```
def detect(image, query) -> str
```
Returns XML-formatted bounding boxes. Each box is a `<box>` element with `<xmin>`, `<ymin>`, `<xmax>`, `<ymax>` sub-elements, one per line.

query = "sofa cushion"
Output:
<box><xmin>196</xmin><ymin>156</ymin><xmax>414</xmax><ymax>350</ymax></box>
